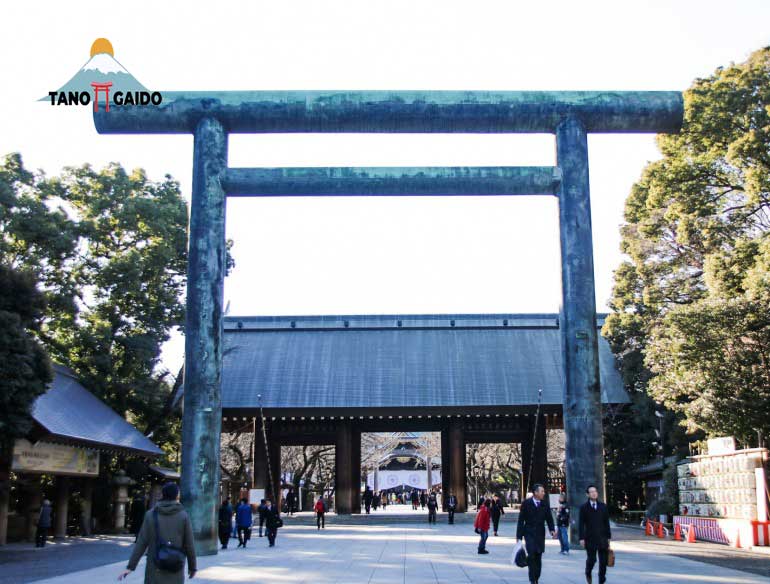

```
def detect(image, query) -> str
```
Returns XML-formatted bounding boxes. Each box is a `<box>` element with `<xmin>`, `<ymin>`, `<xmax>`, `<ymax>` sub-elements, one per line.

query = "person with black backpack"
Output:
<box><xmin>264</xmin><ymin>499</ymin><xmax>283</xmax><ymax>547</ymax></box>
<box><xmin>119</xmin><ymin>482</ymin><xmax>197</xmax><ymax>583</ymax></box>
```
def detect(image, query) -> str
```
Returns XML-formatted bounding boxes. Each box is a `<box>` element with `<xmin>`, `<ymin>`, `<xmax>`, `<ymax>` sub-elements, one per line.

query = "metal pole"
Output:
<box><xmin>181</xmin><ymin>116</ymin><xmax>227</xmax><ymax>556</ymax></box>
<box><xmin>556</xmin><ymin>116</ymin><xmax>605</xmax><ymax>545</ymax></box>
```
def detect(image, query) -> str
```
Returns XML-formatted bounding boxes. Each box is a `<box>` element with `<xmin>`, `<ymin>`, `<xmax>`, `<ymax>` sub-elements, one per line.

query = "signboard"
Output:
<box><xmin>367</xmin><ymin>470</ymin><xmax>442</xmax><ymax>491</ymax></box>
<box><xmin>249</xmin><ymin>488</ymin><xmax>265</xmax><ymax>505</ymax></box>
<box><xmin>12</xmin><ymin>439</ymin><xmax>99</xmax><ymax>476</ymax></box>
<box><xmin>707</xmin><ymin>437</ymin><xmax>736</xmax><ymax>456</ymax></box>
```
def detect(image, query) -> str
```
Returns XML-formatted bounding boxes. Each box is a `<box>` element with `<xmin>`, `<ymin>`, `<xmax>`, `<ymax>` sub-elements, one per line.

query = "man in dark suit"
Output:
<box><xmin>446</xmin><ymin>492</ymin><xmax>458</xmax><ymax>524</ymax></box>
<box><xmin>579</xmin><ymin>485</ymin><xmax>611</xmax><ymax>584</ymax></box>
<box><xmin>516</xmin><ymin>484</ymin><xmax>556</xmax><ymax>584</ymax></box>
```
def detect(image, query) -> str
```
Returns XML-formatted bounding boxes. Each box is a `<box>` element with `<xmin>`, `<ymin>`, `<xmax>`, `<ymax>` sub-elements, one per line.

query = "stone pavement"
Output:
<box><xmin>0</xmin><ymin>535</ymin><xmax>137</xmax><ymax>584</ymax></box>
<box><xmin>28</xmin><ymin>520</ymin><xmax>770</xmax><ymax>584</ymax></box>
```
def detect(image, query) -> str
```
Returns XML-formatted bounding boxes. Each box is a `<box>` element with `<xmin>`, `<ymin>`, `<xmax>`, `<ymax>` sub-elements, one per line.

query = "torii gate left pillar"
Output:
<box><xmin>180</xmin><ymin>117</ymin><xmax>228</xmax><ymax>554</ymax></box>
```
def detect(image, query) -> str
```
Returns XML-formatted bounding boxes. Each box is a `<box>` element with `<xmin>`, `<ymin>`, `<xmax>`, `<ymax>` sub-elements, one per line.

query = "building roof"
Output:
<box><xmin>32</xmin><ymin>365</ymin><xmax>163</xmax><ymax>457</ymax></box>
<box><xmin>221</xmin><ymin>313</ymin><xmax>628</xmax><ymax>413</ymax></box>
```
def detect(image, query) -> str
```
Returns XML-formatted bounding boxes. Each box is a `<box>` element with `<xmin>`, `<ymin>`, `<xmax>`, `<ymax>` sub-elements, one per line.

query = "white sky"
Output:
<box><xmin>2</xmin><ymin>0</ymin><xmax>769</xmax><ymax>374</ymax></box>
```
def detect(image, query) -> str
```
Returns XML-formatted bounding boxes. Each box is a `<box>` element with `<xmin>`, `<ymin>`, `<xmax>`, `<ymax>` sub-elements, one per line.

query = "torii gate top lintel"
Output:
<box><xmin>93</xmin><ymin>90</ymin><xmax>683</xmax><ymax>134</ymax></box>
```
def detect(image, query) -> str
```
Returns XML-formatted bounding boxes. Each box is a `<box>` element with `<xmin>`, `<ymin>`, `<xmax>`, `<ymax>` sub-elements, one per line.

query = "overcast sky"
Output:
<box><xmin>2</xmin><ymin>0</ymin><xmax>769</xmax><ymax>373</ymax></box>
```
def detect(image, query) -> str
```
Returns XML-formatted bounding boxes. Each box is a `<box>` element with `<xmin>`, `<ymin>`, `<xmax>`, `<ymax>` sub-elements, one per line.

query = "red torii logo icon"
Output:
<box><xmin>91</xmin><ymin>81</ymin><xmax>113</xmax><ymax>112</ymax></box>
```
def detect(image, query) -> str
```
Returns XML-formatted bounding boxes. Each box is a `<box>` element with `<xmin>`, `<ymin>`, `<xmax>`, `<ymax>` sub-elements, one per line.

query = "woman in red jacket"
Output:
<box><xmin>474</xmin><ymin>499</ymin><xmax>492</xmax><ymax>554</ymax></box>
<box><xmin>314</xmin><ymin>496</ymin><xmax>326</xmax><ymax>530</ymax></box>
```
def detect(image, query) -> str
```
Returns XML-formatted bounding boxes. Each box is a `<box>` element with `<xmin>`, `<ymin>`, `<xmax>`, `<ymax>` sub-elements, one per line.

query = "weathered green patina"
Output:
<box><xmin>94</xmin><ymin>90</ymin><xmax>682</xmax><ymax>134</ymax></box>
<box><xmin>180</xmin><ymin>117</ymin><xmax>227</xmax><ymax>556</ymax></box>
<box><xmin>224</xmin><ymin>166</ymin><xmax>561</xmax><ymax>197</ymax></box>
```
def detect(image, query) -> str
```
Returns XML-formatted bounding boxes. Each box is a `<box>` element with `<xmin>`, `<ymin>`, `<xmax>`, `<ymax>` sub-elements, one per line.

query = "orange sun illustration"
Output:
<box><xmin>90</xmin><ymin>38</ymin><xmax>114</xmax><ymax>57</ymax></box>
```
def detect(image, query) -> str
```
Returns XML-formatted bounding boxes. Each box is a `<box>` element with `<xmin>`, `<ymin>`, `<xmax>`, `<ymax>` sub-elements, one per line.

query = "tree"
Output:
<box><xmin>0</xmin><ymin>153</ymin><xmax>189</xmax><ymax>458</ymax></box>
<box><xmin>281</xmin><ymin>445</ymin><xmax>336</xmax><ymax>499</ymax></box>
<box><xmin>603</xmin><ymin>46</ymin><xmax>770</xmax><ymax>504</ymax></box>
<box><xmin>45</xmin><ymin>163</ymin><xmax>188</xmax><ymax>436</ymax></box>
<box><xmin>0</xmin><ymin>264</ymin><xmax>53</xmax><ymax>544</ymax></box>
<box><xmin>0</xmin><ymin>153</ymin><xmax>79</xmax><ymax>338</ymax></box>
<box><xmin>466</xmin><ymin>443</ymin><xmax>522</xmax><ymax>500</ymax></box>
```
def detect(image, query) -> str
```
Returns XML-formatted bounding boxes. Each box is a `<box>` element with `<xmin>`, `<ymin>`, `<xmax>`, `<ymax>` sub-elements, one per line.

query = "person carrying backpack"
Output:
<box><xmin>119</xmin><ymin>482</ymin><xmax>196</xmax><ymax>583</ymax></box>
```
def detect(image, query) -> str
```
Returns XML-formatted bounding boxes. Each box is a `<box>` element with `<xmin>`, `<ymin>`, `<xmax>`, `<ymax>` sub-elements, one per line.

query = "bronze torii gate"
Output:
<box><xmin>94</xmin><ymin>90</ymin><xmax>683</xmax><ymax>554</ymax></box>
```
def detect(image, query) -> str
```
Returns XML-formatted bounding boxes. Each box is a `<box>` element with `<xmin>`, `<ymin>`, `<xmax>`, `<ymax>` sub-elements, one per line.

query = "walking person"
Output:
<box><xmin>218</xmin><ymin>499</ymin><xmax>233</xmax><ymax>550</ymax></box>
<box><xmin>410</xmin><ymin>490</ymin><xmax>419</xmax><ymax>510</ymax></box>
<box><xmin>491</xmin><ymin>494</ymin><xmax>505</xmax><ymax>536</ymax></box>
<box><xmin>118</xmin><ymin>482</ymin><xmax>197</xmax><ymax>583</ymax></box>
<box><xmin>257</xmin><ymin>499</ymin><xmax>267</xmax><ymax>537</ymax></box>
<box><xmin>474</xmin><ymin>499</ymin><xmax>492</xmax><ymax>554</ymax></box>
<box><xmin>427</xmin><ymin>491</ymin><xmax>438</xmax><ymax>524</ymax></box>
<box><xmin>285</xmin><ymin>488</ymin><xmax>297</xmax><ymax>516</ymax></box>
<box><xmin>516</xmin><ymin>484</ymin><xmax>556</xmax><ymax>584</ymax></box>
<box><xmin>264</xmin><ymin>499</ymin><xmax>282</xmax><ymax>547</ymax></box>
<box><xmin>446</xmin><ymin>492</ymin><xmax>458</xmax><ymax>524</ymax></box>
<box><xmin>35</xmin><ymin>499</ymin><xmax>52</xmax><ymax>548</ymax></box>
<box><xmin>314</xmin><ymin>496</ymin><xmax>326</xmax><ymax>530</ymax></box>
<box><xmin>556</xmin><ymin>493</ymin><xmax>570</xmax><ymax>555</ymax></box>
<box><xmin>363</xmin><ymin>487</ymin><xmax>373</xmax><ymax>514</ymax></box>
<box><xmin>372</xmin><ymin>491</ymin><xmax>380</xmax><ymax>511</ymax></box>
<box><xmin>419</xmin><ymin>491</ymin><xmax>426</xmax><ymax>510</ymax></box>
<box><xmin>235</xmin><ymin>498</ymin><xmax>252</xmax><ymax>548</ymax></box>
<box><xmin>579</xmin><ymin>485</ymin><xmax>611</xmax><ymax>584</ymax></box>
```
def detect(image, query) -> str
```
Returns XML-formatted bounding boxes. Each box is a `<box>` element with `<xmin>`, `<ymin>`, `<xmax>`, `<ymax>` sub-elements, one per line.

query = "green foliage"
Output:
<box><xmin>0</xmin><ymin>264</ymin><xmax>52</xmax><ymax>447</ymax></box>
<box><xmin>0</xmin><ymin>153</ymin><xmax>79</xmax><ymax>332</ymax></box>
<box><xmin>603</xmin><ymin>46</ymin><xmax>770</xmax><ymax>505</ymax></box>
<box><xmin>0</xmin><ymin>153</ymin><xmax>189</xmax><ymax>457</ymax></box>
<box><xmin>44</xmin><ymin>163</ymin><xmax>188</xmax><ymax>434</ymax></box>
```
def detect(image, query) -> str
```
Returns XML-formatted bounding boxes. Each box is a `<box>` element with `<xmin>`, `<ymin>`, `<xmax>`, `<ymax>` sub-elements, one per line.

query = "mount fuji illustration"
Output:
<box><xmin>41</xmin><ymin>38</ymin><xmax>149</xmax><ymax>102</ymax></box>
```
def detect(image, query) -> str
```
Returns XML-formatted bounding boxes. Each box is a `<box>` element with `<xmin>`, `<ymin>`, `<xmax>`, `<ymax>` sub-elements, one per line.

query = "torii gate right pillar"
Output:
<box><xmin>556</xmin><ymin>116</ymin><xmax>605</xmax><ymax>545</ymax></box>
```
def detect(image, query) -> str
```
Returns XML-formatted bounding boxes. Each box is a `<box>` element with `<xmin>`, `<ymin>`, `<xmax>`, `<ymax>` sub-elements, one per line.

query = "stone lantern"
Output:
<box><xmin>111</xmin><ymin>470</ymin><xmax>135</xmax><ymax>533</ymax></box>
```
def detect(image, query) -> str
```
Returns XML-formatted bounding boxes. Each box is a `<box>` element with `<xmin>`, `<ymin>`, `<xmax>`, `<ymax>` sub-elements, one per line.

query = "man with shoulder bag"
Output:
<box><xmin>264</xmin><ymin>499</ymin><xmax>283</xmax><ymax>547</ymax></box>
<box><xmin>119</xmin><ymin>482</ymin><xmax>197</xmax><ymax>583</ymax></box>
<box><xmin>515</xmin><ymin>484</ymin><xmax>556</xmax><ymax>584</ymax></box>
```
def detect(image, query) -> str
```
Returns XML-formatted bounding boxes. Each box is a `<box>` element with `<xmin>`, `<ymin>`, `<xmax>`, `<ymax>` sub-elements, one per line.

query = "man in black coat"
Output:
<box><xmin>446</xmin><ymin>492</ymin><xmax>458</xmax><ymax>524</ymax></box>
<box><xmin>516</xmin><ymin>484</ymin><xmax>556</xmax><ymax>584</ymax></box>
<box><xmin>579</xmin><ymin>485</ymin><xmax>611</xmax><ymax>584</ymax></box>
<box><xmin>218</xmin><ymin>498</ymin><xmax>233</xmax><ymax>549</ymax></box>
<box><xmin>363</xmin><ymin>487</ymin><xmax>374</xmax><ymax>514</ymax></box>
<box><xmin>426</xmin><ymin>491</ymin><xmax>438</xmax><ymax>524</ymax></box>
<box><xmin>264</xmin><ymin>499</ymin><xmax>282</xmax><ymax>547</ymax></box>
<box><xmin>285</xmin><ymin>488</ymin><xmax>297</xmax><ymax>516</ymax></box>
<box><xmin>490</xmin><ymin>494</ymin><xmax>505</xmax><ymax>536</ymax></box>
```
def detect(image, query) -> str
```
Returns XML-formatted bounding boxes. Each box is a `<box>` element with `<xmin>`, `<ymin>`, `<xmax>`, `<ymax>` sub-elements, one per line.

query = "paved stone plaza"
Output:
<box><xmin>22</xmin><ymin>519</ymin><xmax>770</xmax><ymax>584</ymax></box>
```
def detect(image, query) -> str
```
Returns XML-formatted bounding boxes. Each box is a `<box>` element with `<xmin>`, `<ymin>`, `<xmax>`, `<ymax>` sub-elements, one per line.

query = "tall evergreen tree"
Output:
<box><xmin>0</xmin><ymin>154</ymin><xmax>189</xmax><ymax>457</ymax></box>
<box><xmin>604</xmin><ymin>46</ymin><xmax>770</xmax><ymax>504</ymax></box>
